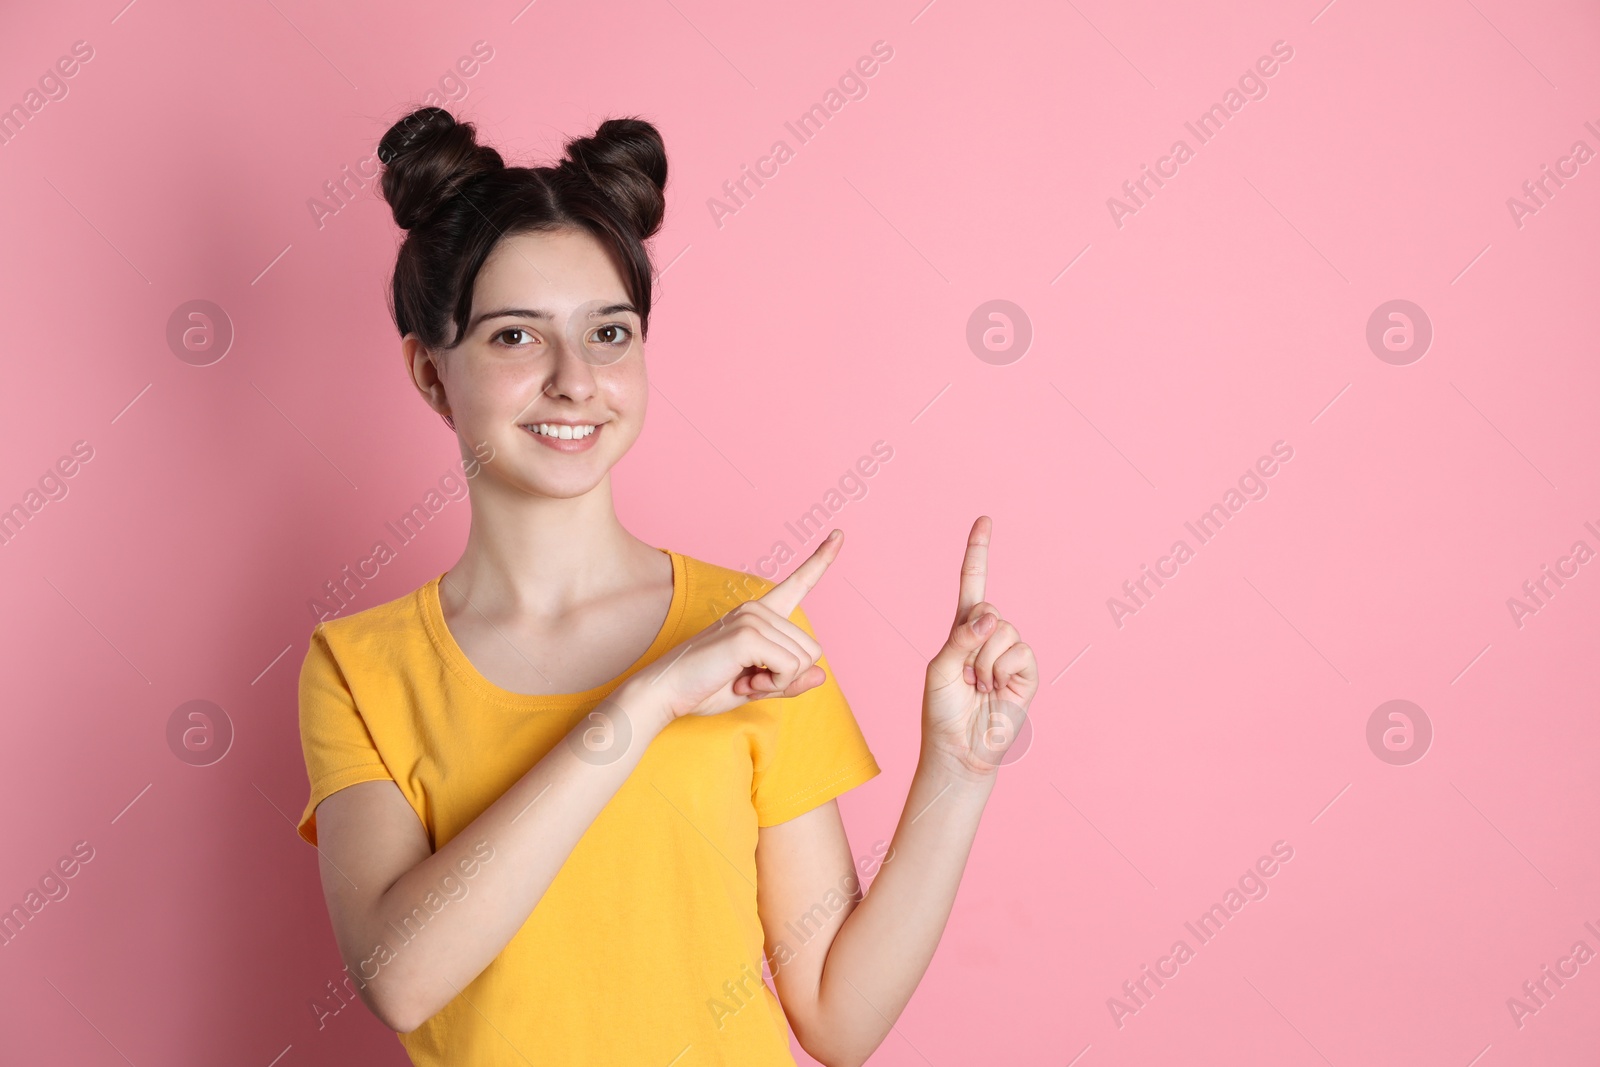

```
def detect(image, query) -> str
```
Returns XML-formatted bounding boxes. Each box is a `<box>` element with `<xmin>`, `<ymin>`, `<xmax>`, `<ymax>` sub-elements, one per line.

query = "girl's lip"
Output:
<box><xmin>520</xmin><ymin>422</ymin><xmax>602</xmax><ymax>453</ymax></box>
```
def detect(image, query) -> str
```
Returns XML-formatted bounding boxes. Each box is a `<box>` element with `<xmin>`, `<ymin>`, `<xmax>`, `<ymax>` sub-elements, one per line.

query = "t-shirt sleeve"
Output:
<box><xmin>295</xmin><ymin>623</ymin><xmax>396</xmax><ymax>847</ymax></box>
<box><xmin>750</xmin><ymin>603</ymin><xmax>881</xmax><ymax>827</ymax></box>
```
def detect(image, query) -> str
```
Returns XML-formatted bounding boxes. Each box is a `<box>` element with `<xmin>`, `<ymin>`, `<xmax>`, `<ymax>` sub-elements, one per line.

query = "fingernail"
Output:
<box><xmin>827</xmin><ymin>530</ymin><xmax>840</xmax><ymax>542</ymax></box>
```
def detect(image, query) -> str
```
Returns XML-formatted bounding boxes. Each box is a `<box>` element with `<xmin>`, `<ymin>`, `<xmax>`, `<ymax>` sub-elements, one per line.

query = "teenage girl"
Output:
<box><xmin>296</xmin><ymin>105</ymin><xmax>1038</xmax><ymax>1067</ymax></box>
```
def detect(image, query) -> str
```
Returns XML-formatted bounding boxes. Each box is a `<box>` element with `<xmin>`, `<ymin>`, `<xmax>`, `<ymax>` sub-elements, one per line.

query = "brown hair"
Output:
<box><xmin>375</xmin><ymin>106</ymin><xmax>667</xmax><ymax>351</ymax></box>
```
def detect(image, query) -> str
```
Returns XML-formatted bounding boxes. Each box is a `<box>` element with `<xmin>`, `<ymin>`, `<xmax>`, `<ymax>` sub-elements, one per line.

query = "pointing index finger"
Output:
<box><xmin>760</xmin><ymin>529</ymin><xmax>842</xmax><ymax>618</ymax></box>
<box><xmin>956</xmin><ymin>516</ymin><xmax>991</xmax><ymax>621</ymax></box>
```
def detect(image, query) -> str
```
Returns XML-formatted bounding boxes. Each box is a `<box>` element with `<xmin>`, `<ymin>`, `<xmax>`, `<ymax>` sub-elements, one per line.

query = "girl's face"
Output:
<box><xmin>408</xmin><ymin>227</ymin><xmax>649</xmax><ymax>500</ymax></box>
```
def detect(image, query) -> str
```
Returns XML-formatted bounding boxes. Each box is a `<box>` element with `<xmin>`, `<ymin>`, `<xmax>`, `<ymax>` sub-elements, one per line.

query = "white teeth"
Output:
<box><xmin>525</xmin><ymin>423</ymin><xmax>595</xmax><ymax>439</ymax></box>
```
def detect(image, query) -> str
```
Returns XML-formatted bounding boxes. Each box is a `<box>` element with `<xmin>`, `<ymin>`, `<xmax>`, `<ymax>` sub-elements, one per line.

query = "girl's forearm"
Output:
<box><xmin>805</xmin><ymin>747</ymin><xmax>996</xmax><ymax>1066</ymax></box>
<box><xmin>352</xmin><ymin>685</ymin><xmax>671</xmax><ymax>1032</ymax></box>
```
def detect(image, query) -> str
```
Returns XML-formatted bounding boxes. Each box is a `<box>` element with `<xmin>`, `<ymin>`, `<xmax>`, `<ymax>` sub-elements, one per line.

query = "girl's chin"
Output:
<box><xmin>503</xmin><ymin>466</ymin><xmax>612</xmax><ymax>500</ymax></box>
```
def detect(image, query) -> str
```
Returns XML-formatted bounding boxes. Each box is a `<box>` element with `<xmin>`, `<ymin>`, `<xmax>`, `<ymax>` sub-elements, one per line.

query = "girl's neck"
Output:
<box><xmin>441</xmin><ymin>471</ymin><xmax>661</xmax><ymax>617</ymax></box>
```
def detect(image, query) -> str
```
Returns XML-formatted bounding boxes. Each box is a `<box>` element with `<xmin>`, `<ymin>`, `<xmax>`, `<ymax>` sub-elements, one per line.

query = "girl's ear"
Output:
<box><xmin>403</xmin><ymin>333</ymin><xmax>453</xmax><ymax>421</ymax></box>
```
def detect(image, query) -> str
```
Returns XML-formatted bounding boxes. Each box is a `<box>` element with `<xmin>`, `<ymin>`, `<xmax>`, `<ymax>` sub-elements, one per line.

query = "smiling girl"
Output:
<box><xmin>295</xmin><ymin>105</ymin><xmax>1038</xmax><ymax>1067</ymax></box>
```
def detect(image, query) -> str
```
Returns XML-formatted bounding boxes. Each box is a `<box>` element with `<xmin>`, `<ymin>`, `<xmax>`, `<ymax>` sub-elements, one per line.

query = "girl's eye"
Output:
<box><xmin>590</xmin><ymin>323</ymin><xmax>633</xmax><ymax>347</ymax></box>
<box><xmin>494</xmin><ymin>327</ymin><xmax>537</xmax><ymax>347</ymax></box>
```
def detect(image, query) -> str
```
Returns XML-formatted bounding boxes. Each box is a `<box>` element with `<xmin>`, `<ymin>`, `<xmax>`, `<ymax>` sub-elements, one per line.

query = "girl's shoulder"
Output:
<box><xmin>673</xmin><ymin>551</ymin><xmax>778</xmax><ymax>622</ymax></box>
<box><xmin>306</xmin><ymin>575</ymin><xmax>438</xmax><ymax>660</ymax></box>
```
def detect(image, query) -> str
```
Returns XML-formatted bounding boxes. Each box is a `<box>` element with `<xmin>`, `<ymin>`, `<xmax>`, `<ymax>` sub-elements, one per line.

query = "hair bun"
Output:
<box><xmin>557</xmin><ymin>118</ymin><xmax>668</xmax><ymax>241</ymax></box>
<box><xmin>377</xmin><ymin>106</ymin><xmax>505</xmax><ymax>231</ymax></box>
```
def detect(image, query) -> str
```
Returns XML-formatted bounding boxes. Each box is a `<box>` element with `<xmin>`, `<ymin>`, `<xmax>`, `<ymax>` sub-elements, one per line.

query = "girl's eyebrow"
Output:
<box><xmin>469</xmin><ymin>303</ymin><xmax>639</xmax><ymax>331</ymax></box>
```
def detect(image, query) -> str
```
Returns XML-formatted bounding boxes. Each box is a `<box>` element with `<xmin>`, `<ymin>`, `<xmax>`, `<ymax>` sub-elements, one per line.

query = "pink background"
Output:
<box><xmin>2</xmin><ymin>0</ymin><xmax>1596</xmax><ymax>1063</ymax></box>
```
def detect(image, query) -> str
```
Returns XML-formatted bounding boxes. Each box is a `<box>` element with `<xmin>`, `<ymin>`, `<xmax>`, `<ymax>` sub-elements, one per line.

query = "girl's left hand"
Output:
<box><xmin>921</xmin><ymin>516</ymin><xmax>1039</xmax><ymax>780</ymax></box>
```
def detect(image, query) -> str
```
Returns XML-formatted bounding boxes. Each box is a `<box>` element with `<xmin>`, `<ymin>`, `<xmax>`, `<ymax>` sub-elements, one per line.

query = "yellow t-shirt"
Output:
<box><xmin>296</xmin><ymin>549</ymin><xmax>881</xmax><ymax>1066</ymax></box>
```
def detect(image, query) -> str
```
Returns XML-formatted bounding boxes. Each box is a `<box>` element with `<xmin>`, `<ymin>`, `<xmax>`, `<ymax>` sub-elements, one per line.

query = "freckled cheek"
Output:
<box><xmin>598</xmin><ymin>364</ymin><xmax>649</xmax><ymax>421</ymax></box>
<box><xmin>470</xmin><ymin>360</ymin><xmax>548</xmax><ymax>414</ymax></box>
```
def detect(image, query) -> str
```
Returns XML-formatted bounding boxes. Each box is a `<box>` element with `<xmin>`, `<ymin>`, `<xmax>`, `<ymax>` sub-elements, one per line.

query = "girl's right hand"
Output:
<box><xmin>626</xmin><ymin>530</ymin><xmax>845</xmax><ymax>723</ymax></box>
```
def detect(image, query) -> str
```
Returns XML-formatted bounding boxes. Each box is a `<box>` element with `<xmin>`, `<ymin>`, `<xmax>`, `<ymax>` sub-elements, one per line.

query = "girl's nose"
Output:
<box><xmin>542</xmin><ymin>335</ymin><xmax>599</xmax><ymax>402</ymax></box>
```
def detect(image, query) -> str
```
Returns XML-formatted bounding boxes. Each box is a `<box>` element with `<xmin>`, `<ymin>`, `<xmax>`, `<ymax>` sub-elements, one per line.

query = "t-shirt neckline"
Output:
<box><xmin>419</xmin><ymin>548</ymin><xmax>687</xmax><ymax>710</ymax></box>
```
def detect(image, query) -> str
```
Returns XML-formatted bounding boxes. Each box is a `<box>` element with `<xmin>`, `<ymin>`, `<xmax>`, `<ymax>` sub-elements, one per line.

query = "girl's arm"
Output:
<box><xmin>312</xmin><ymin>708</ymin><xmax>669</xmax><ymax>1033</ymax></box>
<box><xmin>311</xmin><ymin>537</ymin><xmax>847</xmax><ymax>1033</ymax></box>
<box><xmin>756</xmin><ymin>516</ymin><xmax>1037</xmax><ymax>1067</ymax></box>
